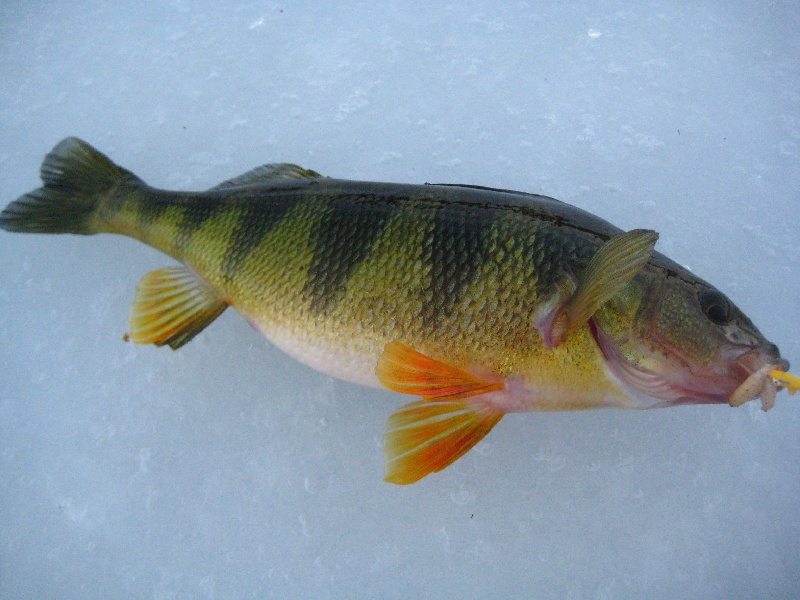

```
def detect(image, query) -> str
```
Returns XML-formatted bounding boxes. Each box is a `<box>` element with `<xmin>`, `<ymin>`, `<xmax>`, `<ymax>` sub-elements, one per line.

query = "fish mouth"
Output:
<box><xmin>728</xmin><ymin>351</ymin><xmax>790</xmax><ymax>412</ymax></box>
<box><xmin>590</xmin><ymin>320</ymin><xmax>790</xmax><ymax>410</ymax></box>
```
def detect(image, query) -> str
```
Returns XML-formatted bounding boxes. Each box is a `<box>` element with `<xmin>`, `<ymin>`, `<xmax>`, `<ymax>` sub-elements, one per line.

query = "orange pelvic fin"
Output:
<box><xmin>383</xmin><ymin>399</ymin><xmax>504</xmax><ymax>485</ymax></box>
<box><xmin>376</xmin><ymin>341</ymin><xmax>504</xmax><ymax>400</ymax></box>
<box><xmin>127</xmin><ymin>265</ymin><xmax>227</xmax><ymax>350</ymax></box>
<box><xmin>376</xmin><ymin>341</ymin><xmax>506</xmax><ymax>484</ymax></box>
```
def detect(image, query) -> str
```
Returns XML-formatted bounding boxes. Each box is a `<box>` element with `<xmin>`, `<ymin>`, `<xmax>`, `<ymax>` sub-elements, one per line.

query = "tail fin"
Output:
<box><xmin>0</xmin><ymin>137</ymin><xmax>142</xmax><ymax>235</ymax></box>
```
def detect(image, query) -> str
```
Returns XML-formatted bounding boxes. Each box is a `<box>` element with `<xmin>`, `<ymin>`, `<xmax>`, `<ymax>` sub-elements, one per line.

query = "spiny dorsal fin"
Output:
<box><xmin>376</xmin><ymin>341</ymin><xmax>506</xmax><ymax>484</ymax></box>
<box><xmin>545</xmin><ymin>229</ymin><xmax>658</xmax><ymax>348</ymax></box>
<box><xmin>211</xmin><ymin>163</ymin><xmax>323</xmax><ymax>189</ymax></box>
<box><xmin>127</xmin><ymin>265</ymin><xmax>227</xmax><ymax>350</ymax></box>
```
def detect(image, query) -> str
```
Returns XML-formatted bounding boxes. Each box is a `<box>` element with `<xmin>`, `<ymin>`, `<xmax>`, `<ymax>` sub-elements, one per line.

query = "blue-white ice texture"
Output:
<box><xmin>1</xmin><ymin>2</ymin><xmax>799</xmax><ymax>599</ymax></box>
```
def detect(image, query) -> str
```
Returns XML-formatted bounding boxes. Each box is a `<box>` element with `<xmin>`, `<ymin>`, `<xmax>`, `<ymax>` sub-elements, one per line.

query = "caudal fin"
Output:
<box><xmin>0</xmin><ymin>137</ymin><xmax>142</xmax><ymax>235</ymax></box>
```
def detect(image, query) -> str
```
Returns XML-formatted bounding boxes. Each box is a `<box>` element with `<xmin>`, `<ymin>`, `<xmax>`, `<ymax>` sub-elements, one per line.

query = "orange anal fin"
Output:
<box><xmin>376</xmin><ymin>341</ymin><xmax>504</xmax><ymax>400</ymax></box>
<box><xmin>128</xmin><ymin>265</ymin><xmax>227</xmax><ymax>350</ymax></box>
<box><xmin>771</xmin><ymin>370</ymin><xmax>800</xmax><ymax>395</ymax></box>
<box><xmin>384</xmin><ymin>399</ymin><xmax>503</xmax><ymax>485</ymax></box>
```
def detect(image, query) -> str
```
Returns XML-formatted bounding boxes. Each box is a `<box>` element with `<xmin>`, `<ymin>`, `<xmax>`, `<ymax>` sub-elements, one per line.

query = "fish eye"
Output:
<box><xmin>699</xmin><ymin>289</ymin><xmax>731</xmax><ymax>325</ymax></box>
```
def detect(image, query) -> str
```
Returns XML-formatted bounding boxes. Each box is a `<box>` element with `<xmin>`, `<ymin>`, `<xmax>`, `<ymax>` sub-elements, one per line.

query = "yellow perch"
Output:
<box><xmin>0</xmin><ymin>138</ymin><xmax>793</xmax><ymax>484</ymax></box>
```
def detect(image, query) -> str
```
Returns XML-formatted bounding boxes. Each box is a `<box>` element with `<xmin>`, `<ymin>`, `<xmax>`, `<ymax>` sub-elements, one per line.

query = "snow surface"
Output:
<box><xmin>1</xmin><ymin>1</ymin><xmax>799</xmax><ymax>598</ymax></box>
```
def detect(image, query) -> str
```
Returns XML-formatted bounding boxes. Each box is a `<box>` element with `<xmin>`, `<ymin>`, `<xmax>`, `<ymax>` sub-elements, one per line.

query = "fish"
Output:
<box><xmin>1</xmin><ymin>137</ymin><xmax>796</xmax><ymax>484</ymax></box>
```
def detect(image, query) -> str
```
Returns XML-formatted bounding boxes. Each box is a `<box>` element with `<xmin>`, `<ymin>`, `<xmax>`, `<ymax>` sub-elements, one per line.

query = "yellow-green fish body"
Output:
<box><xmin>1</xmin><ymin>138</ymin><xmax>793</xmax><ymax>484</ymax></box>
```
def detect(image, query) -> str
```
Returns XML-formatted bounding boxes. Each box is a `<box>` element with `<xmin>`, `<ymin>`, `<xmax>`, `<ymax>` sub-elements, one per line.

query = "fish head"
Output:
<box><xmin>592</xmin><ymin>269</ymin><xmax>789</xmax><ymax>410</ymax></box>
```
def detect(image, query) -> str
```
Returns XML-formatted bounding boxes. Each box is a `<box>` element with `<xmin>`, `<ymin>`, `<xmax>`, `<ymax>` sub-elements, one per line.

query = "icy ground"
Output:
<box><xmin>1</xmin><ymin>2</ymin><xmax>799</xmax><ymax>598</ymax></box>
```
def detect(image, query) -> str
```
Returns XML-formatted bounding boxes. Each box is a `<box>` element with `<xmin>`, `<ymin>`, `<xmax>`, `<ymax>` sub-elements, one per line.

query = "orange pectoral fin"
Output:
<box><xmin>383</xmin><ymin>399</ymin><xmax>503</xmax><ymax>485</ymax></box>
<box><xmin>376</xmin><ymin>341</ymin><xmax>504</xmax><ymax>400</ymax></box>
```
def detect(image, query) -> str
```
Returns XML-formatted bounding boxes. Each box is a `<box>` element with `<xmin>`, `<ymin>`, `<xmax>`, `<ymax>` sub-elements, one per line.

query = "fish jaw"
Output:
<box><xmin>591</xmin><ymin>318</ymin><xmax>790</xmax><ymax>410</ymax></box>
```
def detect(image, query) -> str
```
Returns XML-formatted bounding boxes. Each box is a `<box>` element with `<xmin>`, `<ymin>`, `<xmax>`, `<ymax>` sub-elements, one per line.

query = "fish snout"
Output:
<box><xmin>767</xmin><ymin>345</ymin><xmax>789</xmax><ymax>372</ymax></box>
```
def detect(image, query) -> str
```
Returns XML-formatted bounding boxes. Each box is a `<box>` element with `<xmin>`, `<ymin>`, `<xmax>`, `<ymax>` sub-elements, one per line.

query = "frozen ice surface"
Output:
<box><xmin>1</xmin><ymin>1</ymin><xmax>799</xmax><ymax>598</ymax></box>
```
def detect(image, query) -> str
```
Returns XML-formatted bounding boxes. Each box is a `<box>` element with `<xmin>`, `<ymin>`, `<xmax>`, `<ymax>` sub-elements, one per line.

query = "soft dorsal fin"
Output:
<box><xmin>543</xmin><ymin>229</ymin><xmax>658</xmax><ymax>348</ymax></box>
<box><xmin>127</xmin><ymin>265</ymin><xmax>228</xmax><ymax>350</ymax></box>
<box><xmin>211</xmin><ymin>163</ymin><xmax>323</xmax><ymax>189</ymax></box>
<box><xmin>376</xmin><ymin>341</ymin><xmax>506</xmax><ymax>484</ymax></box>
